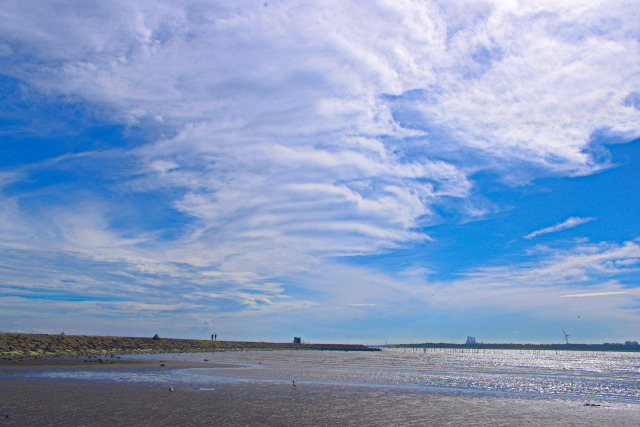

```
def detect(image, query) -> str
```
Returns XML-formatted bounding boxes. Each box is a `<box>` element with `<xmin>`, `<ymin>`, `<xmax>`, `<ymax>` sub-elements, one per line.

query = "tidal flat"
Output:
<box><xmin>2</xmin><ymin>349</ymin><xmax>640</xmax><ymax>426</ymax></box>
<box><xmin>2</xmin><ymin>376</ymin><xmax>639</xmax><ymax>426</ymax></box>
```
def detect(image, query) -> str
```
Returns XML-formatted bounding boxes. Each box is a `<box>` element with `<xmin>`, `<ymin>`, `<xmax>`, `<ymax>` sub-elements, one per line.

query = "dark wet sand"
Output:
<box><xmin>0</xmin><ymin>357</ymin><xmax>230</xmax><ymax>370</ymax></box>
<box><xmin>1</xmin><ymin>361</ymin><xmax>639</xmax><ymax>426</ymax></box>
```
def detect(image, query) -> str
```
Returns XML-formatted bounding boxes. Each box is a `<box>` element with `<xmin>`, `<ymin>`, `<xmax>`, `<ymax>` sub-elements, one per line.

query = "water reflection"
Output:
<box><xmin>16</xmin><ymin>349</ymin><xmax>640</xmax><ymax>403</ymax></box>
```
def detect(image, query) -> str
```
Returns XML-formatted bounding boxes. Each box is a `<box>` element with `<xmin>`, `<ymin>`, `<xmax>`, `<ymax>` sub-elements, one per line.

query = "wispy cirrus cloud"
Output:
<box><xmin>1</xmin><ymin>1</ymin><xmax>640</xmax><ymax>340</ymax></box>
<box><xmin>418</xmin><ymin>240</ymin><xmax>640</xmax><ymax>338</ymax></box>
<box><xmin>525</xmin><ymin>217</ymin><xmax>596</xmax><ymax>240</ymax></box>
<box><xmin>561</xmin><ymin>291</ymin><xmax>627</xmax><ymax>298</ymax></box>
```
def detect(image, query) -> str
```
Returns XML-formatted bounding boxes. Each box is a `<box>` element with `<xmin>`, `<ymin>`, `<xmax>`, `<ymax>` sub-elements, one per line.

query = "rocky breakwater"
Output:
<box><xmin>0</xmin><ymin>333</ymin><xmax>380</xmax><ymax>358</ymax></box>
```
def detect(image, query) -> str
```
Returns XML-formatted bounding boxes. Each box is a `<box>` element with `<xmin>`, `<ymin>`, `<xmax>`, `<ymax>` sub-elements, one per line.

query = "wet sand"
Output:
<box><xmin>1</xmin><ymin>360</ymin><xmax>639</xmax><ymax>426</ymax></box>
<box><xmin>0</xmin><ymin>357</ymin><xmax>230</xmax><ymax>370</ymax></box>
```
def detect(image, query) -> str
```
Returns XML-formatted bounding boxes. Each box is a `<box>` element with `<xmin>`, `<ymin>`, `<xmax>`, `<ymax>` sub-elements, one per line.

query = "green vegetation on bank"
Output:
<box><xmin>0</xmin><ymin>333</ymin><xmax>380</xmax><ymax>358</ymax></box>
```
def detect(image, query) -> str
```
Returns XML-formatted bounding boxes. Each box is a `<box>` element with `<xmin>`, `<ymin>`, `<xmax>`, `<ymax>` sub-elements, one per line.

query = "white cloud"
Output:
<box><xmin>1</xmin><ymin>1</ymin><xmax>640</xmax><ymax>338</ymax></box>
<box><xmin>4</xmin><ymin>1</ymin><xmax>639</xmax><ymax>170</ymax></box>
<box><xmin>525</xmin><ymin>217</ymin><xmax>596</xmax><ymax>239</ymax></box>
<box><xmin>422</xmin><ymin>240</ymin><xmax>640</xmax><ymax>316</ymax></box>
<box><xmin>561</xmin><ymin>291</ymin><xmax>627</xmax><ymax>298</ymax></box>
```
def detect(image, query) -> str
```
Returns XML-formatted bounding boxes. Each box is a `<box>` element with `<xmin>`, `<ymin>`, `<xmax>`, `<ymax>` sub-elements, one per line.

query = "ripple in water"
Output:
<box><xmin>113</xmin><ymin>348</ymin><xmax>640</xmax><ymax>404</ymax></box>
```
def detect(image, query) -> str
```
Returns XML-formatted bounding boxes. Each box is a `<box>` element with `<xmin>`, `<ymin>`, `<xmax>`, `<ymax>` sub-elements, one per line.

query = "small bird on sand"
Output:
<box><xmin>169</xmin><ymin>386</ymin><xmax>174</xmax><ymax>392</ymax></box>
<box><xmin>292</xmin><ymin>381</ymin><xmax>296</xmax><ymax>387</ymax></box>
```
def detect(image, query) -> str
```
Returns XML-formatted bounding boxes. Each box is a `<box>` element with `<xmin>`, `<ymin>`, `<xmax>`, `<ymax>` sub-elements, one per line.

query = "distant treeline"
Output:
<box><xmin>0</xmin><ymin>333</ymin><xmax>381</xmax><ymax>358</ymax></box>
<box><xmin>388</xmin><ymin>342</ymin><xmax>640</xmax><ymax>352</ymax></box>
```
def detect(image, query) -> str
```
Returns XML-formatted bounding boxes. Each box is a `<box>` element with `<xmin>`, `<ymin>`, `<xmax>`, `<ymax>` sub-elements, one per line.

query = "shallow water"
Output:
<box><xmin>28</xmin><ymin>348</ymin><xmax>640</xmax><ymax>404</ymax></box>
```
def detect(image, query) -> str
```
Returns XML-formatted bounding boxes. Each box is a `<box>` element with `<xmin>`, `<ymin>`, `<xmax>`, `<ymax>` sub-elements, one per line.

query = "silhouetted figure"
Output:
<box><xmin>292</xmin><ymin>381</ymin><xmax>296</xmax><ymax>387</ymax></box>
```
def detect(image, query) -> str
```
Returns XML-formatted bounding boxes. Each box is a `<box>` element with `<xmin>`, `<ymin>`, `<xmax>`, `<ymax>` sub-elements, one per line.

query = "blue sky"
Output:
<box><xmin>1</xmin><ymin>1</ymin><xmax>640</xmax><ymax>344</ymax></box>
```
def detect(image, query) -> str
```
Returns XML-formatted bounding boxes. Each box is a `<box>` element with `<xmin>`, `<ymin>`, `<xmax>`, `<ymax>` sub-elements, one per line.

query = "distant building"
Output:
<box><xmin>293</xmin><ymin>337</ymin><xmax>301</xmax><ymax>344</ymax></box>
<box><xmin>466</xmin><ymin>336</ymin><xmax>477</xmax><ymax>345</ymax></box>
<box><xmin>625</xmin><ymin>341</ymin><xmax>639</xmax><ymax>346</ymax></box>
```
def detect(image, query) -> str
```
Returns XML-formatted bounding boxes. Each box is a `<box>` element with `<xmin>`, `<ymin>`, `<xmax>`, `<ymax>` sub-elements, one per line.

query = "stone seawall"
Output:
<box><xmin>0</xmin><ymin>333</ymin><xmax>380</xmax><ymax>357</ymax></box>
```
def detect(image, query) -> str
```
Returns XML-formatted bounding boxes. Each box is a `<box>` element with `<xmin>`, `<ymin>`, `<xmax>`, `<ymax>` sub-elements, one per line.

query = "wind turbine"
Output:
<box><xmin>562</xmin><ymin>328</ymin><xmax>570</xmax><ymax>345</ymax></box>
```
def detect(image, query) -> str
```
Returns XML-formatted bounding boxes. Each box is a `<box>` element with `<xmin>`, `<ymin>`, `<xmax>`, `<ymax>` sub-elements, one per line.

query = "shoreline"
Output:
<box><xmin>0</xmin><ymin>356</ymin><xmax>229</xmax><ymax>370</ymax></box>
<box><xmin>2</xmin><ymin>354</ymin><xmax>639</xmax><ymax>426</ymax></box>
<box><xmin>1</xmin><ymin>374</ymin><xmax>638</xmax><ymax>426</ymax></box>
<box><xmin>388</xmin><ymin>342</ymin><xmax>640</xmax><ymax>353</ymax></box>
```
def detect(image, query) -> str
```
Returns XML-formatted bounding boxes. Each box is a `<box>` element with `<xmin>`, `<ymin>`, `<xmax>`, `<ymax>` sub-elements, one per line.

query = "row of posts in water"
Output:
<box><xmin>381</xmin><ymin>347</ymin><xmax>614</xmax><ymax>356</ymax></box>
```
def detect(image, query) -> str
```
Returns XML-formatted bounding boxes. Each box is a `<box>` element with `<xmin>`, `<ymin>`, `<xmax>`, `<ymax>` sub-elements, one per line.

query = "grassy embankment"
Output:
<box><xmin>0</xmin><ymin>333</ymin><xmax>379</xmax><ymax>358</ymax></box>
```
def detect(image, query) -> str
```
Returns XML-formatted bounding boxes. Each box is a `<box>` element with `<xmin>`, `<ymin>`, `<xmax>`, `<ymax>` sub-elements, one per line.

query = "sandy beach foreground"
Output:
<box><xmin>1</xmin><ymin>359</ymin><xmax>639</xmax><ymax>426</ymax></box>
